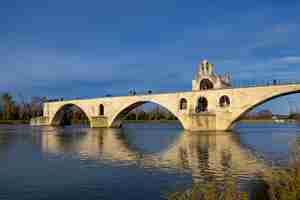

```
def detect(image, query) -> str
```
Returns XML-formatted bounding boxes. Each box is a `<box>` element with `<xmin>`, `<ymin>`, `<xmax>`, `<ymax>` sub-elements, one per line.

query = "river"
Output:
<box><xmin>0</xmin><ymin>122</ymin><xmax>300</xmax><ymax>200</ymax></box>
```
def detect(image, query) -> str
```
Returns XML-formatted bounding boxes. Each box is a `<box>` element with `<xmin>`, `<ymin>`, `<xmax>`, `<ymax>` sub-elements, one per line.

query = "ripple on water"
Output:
<box><xmin>0</xmin><ymin>122</ymin><xmax>300</xmax><ymax>199</ymax></box>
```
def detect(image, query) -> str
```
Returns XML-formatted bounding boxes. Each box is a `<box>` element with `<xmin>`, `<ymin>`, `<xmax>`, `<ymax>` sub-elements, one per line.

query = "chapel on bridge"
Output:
<box><xmin>192</xmin><ymin>59</ymin><xmax>231</xmax><ymax>91</ymax></box>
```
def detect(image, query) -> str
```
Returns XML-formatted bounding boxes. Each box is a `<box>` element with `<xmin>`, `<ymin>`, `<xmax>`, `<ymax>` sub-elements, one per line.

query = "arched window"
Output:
<box><xmin>200</xmin><ymin>79</ymin><xmax>214</xmax><ymax>90</ymax></box>
<box><xmin>219</xmin><ymin>95</ymin><xmax>230</xmax><ymax>107</ymax></box>
<box><xmin>179</xmin><ymin>98</ymin><xmax>188</xmax><ymax>110</ymax></box>
<box><xmin>99</xmin><ymin>104</ymin><xmax>104</xmax><ymax>116</ymax></box>
<box><xmin>196</xmin><ymin>97</ymin><xmax>208</xmax><ymax>113</ymax></box>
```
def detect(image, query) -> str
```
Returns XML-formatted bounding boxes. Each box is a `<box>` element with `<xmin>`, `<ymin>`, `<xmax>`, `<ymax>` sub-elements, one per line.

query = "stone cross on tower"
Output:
<box><xmin>199</xmin><ymin>59</ymin><xmax>214</xmax><ymax>76</ymax></box>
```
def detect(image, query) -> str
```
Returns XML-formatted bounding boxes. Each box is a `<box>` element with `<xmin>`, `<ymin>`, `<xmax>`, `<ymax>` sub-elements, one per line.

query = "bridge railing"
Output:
<box><xmin>231</xmin><ymin>79</ymin><xmax>300</xmax><ymax>89</ymax></box>
<box><xmin>44</xmin><ymin>79</ymin><xmax>300</xmax><ymax>103</ymax></box>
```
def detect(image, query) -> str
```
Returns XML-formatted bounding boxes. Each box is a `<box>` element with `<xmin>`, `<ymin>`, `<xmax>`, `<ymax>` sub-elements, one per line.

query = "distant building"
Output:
<box><xmin>192</xmin><ymin>59</ymin><xmax>231</xmax><ymax>91</ymax></box>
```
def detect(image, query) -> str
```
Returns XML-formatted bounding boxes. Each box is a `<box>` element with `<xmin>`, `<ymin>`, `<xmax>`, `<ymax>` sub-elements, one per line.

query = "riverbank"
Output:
<box><xmin>0</xmin><ymin>120</ymin><xmax>30</xmax><ymax>125</ymax></box>
<box><xmin>240</xmin><ymin>119</ymin><xmax>296</xmax><ymax>123</ymax></box>
<box><xmin>0</xmin><ymin>119</ymin><xmax>296</xmax><ymax>125</ymax></box>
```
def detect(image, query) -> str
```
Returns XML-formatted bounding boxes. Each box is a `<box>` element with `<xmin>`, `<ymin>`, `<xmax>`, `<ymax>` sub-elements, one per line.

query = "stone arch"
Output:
<box><xmin>99</xmin><ymin>104</ymin><xmax>104</xmax><ymax>116</ymax></box>
<box><xmin>179</xmin><ymin>98</ymin><xmax>188</xmax><ymax>110</ymax></box>
<box><xmin>200</xmin><ymin>79</ymin><xmax>214</xmax><ymax>90</ymax></box>
<box><xmin>50</xmin><ymin>103</ymin><xmax>91</xmax><ymax>126</ymax></box>
<box><xmin>219</xmin><ymin>95</ymin><xmax>230</xmax><ymax>107</ymax></box>
<box><xmin>109</xmin><ymin>100</ymin><xmax>185</xmax><ymax>129</ymax></box>
<box><xmin>196</xmin><ymin>97</ymin><xmax>208</xmax><ymax>113</ymax></box>
<box><xmin>229</xmin><ymin>89</ymin><xmax>300</xmax><ymax>129</ymax></box>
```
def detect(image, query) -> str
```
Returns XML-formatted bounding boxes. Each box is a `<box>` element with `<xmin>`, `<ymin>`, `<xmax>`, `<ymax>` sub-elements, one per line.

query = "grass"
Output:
<box><xmin>165</xmin><ymin>177</ymin><xmax>248</xmax><ymax>200</ymax></box>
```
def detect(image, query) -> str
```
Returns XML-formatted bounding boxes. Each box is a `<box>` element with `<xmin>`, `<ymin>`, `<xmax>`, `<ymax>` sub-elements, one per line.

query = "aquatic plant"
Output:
<box><xmin>166</xmin><ymin>138</ymin><xmax>300</xmax><ymax>200</ymax></box>
<box><xmin>166</xmin><ymin>178</ymin><xmax>248</xmax><ymax>200</ymax></box>
<box><xmin>261</xmin><ymin>138</ymin><xmax>300</xmax><ymax>200</ymax></box>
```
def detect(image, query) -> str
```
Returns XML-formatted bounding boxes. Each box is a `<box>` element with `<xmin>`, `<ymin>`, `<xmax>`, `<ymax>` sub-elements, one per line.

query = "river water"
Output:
<box><xmin>0</xmin><ymin>122</ymin><xmax>300</xmax><ymax>200</ymax></box>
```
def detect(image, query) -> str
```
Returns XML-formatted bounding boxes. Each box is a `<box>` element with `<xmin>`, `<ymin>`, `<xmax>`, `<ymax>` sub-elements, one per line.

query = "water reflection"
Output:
<box><xmin>39</xmin><ymin>124</ymin><xmax>268</xmax><ymax>183</ymax></box>
<box><xmin>1</xmin><ymin>123</ymin><xmax>300</xmax><ymax>199</ymax></box>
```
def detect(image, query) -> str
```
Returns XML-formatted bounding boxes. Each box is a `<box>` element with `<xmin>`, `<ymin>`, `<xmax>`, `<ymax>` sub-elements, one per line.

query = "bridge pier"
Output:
<box><xmin>30</xmin><ymin>117</ymin><xmax>51</xmax><ymax>126</ymax></box>
<box><xmin>90</xmin><ymin>116</ymin><xmax>109</xmax><ymax>128</ymax></box>
<box><xmin>30</xmin><ymin>114</ymin><xmax>234</xmax><ymax>131</ymax></box>
<box><xmin>183</xmin><ymin>113</ymin><xmax>216</xmax><ymax>131</ymax></box>
<box><xmin>182</xmin><ymin>113</ymin><xmax>233</xmax><ymax>131</ymax></box>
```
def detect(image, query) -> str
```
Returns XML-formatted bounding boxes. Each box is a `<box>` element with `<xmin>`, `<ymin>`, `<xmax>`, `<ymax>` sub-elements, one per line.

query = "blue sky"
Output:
<box><xmin>1</xmin><ymin>0</ymin><xmax>300</xmax><ymax>113</ymax></box>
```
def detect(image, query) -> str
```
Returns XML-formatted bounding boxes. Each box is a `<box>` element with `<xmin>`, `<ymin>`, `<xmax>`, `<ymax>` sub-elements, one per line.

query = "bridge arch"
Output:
<box><xmin>200</xmin><ymin>79</ymin><xmax>214</xmax><ymax>90</ymax></box>
<box><xmin>109</xmin><ymin>100</ymin><xmax>185</xmax><ymax>129</ymax></box>
<box><xmin>229</xmin><ymin>89</ymin><xmax>300</xmax><ymax>129</ymax></box>
<box><xmin>50</xmin><ymin>103</ymin><xmax>91</xmax><ymax>126</ymax></box>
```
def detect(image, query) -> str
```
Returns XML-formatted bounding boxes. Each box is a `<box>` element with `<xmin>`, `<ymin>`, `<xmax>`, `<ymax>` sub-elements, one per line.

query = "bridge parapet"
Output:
<box><xmin>231</xmin><ymin>79</ymin><xmax>300</xmax><ymax>89</ymax></box>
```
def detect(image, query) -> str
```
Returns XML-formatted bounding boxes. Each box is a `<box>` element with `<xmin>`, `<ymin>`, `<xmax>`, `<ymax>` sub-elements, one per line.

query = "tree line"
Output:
<box><xmin>242</xmin><ymin>109</ymin><xmax>300</xmax><ymax>121</ymax></box>
<box><xmin>125</xmin><ymin>106</ymin><xmax>178</xmax><ymax>121</ymax></box>
<box><xmin>0</xmin><ymin>93</ymin><xmax>45</xmax><ymax>121</ymax></box>
<box><xmin>0</xmin><ymin>93</ymin><xmax>178</xmax><ymax>123</ymax></box>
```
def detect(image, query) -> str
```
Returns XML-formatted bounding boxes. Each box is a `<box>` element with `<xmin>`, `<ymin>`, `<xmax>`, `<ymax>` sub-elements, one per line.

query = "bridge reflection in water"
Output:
<box><xmin>39</xmin><ymin>124</ymin><xmax>269</xmax><ymax>183</ymax></box>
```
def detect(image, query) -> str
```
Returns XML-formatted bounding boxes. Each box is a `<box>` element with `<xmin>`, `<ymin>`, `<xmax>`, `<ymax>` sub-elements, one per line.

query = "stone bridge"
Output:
<box><xmin>31</xmin><ymin>83</ymin><xmax>300</xmax><ymax>131</ymax></box>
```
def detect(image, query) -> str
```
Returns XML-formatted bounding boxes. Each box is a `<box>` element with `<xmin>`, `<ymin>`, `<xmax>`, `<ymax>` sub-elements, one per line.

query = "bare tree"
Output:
<box><xmin>1</xmin><ymin>93</ymin><xmax>15</xmax><ymax>120</ymax></box>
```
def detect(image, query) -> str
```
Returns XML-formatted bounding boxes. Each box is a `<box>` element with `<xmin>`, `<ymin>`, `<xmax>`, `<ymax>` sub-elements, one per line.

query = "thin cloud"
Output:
<box><xmin>0</xmin><ymin>1</ymin><xmax>299</xmax><ymax>102</ymax></box>
<box><xmin>273</xmin><ymin>56</ymin><xmax>300</xmax><ymax>64</ymax></box>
